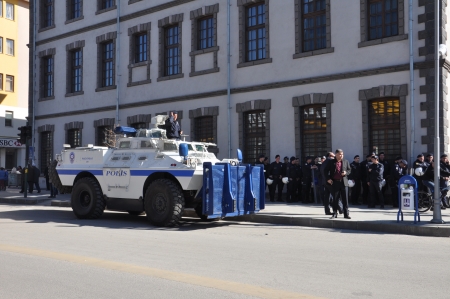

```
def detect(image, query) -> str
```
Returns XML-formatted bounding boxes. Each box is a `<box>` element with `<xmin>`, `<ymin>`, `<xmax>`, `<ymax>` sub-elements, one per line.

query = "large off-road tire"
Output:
<box><xmin>144</xmin><ymin>179</ymin><xmax>184</xmax><ymax>227</ymax></box>
<box><xmin>49</xmin><ymin>160</ymin><xmax>72</xmax><ymax>194</ymax></box>
<box><xmin>71</xmin><ymin>177</ymin><xmax>105</xmax><ymax>219</ymax></box>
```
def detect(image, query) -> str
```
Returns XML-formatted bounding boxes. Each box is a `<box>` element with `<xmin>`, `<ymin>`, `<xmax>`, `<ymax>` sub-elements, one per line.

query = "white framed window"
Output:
<box><xmin>6</xmin><ymin>75</ymin><xmax>13</xmax><ymax>91</ymax></box>
<box><xmin>0</xmin><ymin>1</ymin><xmax>3</xmax><ymax>17</ymax></box>
<box><xmin>0</xmin><ymin>73</ymin><xmax>3</xmax><ymax>90</ymax></box>
<box><xmin>0</xmin><ymin>37</ymin><xmax>3</xmax><ymax>53</ymax></box>
<box><xmin>5</xmin><ymin>2</ymin><xmax>13</xmax><ymax>20</ymax></box>
<box><xmin>6</xmin><ymin>38</ymin><xmax>14</xmax><ymax>55</ymax></box>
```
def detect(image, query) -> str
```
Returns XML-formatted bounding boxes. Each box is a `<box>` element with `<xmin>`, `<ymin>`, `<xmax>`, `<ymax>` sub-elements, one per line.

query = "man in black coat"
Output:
<box><xmin>324</xmin><ymin>149</ymin><xmax>352</xmax><ymax>219</ymax></box>
<box><xmin>268</xmin><ymin>155</ymin><xmax>284</xmax><ymax>202</ymax></box>
<box><xmin>301</xmin><ymin>156</ymin><xmax>317</xmax><ymax>203</ymax></box>
<box><xmin>348</xmin><ymin>155</ymin><xmax>361</xmax><ymax>205</ymax></box>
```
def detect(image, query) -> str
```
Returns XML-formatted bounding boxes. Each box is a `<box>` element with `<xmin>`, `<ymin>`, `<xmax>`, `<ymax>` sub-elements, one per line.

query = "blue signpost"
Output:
<box><xmin>397</xmin><ymin>175</ymin><xmax>420</xmax><ymax>224</ymax></box>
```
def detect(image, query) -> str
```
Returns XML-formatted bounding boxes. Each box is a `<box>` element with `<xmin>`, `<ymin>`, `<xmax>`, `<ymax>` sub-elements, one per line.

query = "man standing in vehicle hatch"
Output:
<box><xmin>166</xmin><ymin>111</ymin><xmax>183</xmax><ymax>140</ymax></box>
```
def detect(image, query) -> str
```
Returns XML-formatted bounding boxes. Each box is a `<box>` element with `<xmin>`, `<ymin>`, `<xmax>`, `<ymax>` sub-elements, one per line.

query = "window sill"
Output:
<box><xmin>38</xmin><ymin>25</ymin><xmax>56</xmax><ymax>33</ymax></box>
<box><xmin>293</xmin><ymin>47</ymin><xmax>334</xmax><ymax>59</ymax></box>
<box><xmin>237</xmin><ymin>58</ymin><xmax>272</xmax><ymax>68</ymax></box>
<box><xmin>127</xmin><ymin>79</ymin><xmax>152</xmax><ymax>87</ymax></box>
<box><xmin>95</xmin><ymin>5</ymin><xmax>117</xmax><ymax>15</ymax></box>
<box><xmin>38</xmin><ymin>96</ymin><xmax>55</xmax><ymax>102</ymax></box>
<box><xmin>65</xmin><ymin>16</ymin><xmax>84</xmax><ymax>25</ymax></box>
<box><xmin>128</xmin><ymin>0</ymin><xmax>142</xmax><ymax>4</ymax></box>
<box><xmin>358</xmin><ymin>34</ymin><xmax>408</xmax><ymax>48</ymax></box>
<box><xmin>65</xmin><ymin>91</ymin><xmax>84</xmax><ymax>97</ymax></box>
<box><xmin>128</xmin><ymin>60</ymin><xmax>151</xmax><ymax>68</ymax></box>
<box><xmin>189</xmin><ymin>67</ymin><xmax>220</xmax><ymax>77</ymax></box>
<box><xmin>190</xmin><ymin>46</ymin><xmax>220</xmax><ymax>56</ymax></box>
<box><xmin>157</xmin><ymin>73</ymin><xmax>184</xmax><ymax>82</ymax></box>
<box><xmin>95</xmin><ymin>85</ymin><xmax>117</xmax><ymax>92</ymax></box>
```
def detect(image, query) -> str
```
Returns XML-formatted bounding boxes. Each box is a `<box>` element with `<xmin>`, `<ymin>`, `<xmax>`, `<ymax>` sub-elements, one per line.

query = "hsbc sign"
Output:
<box><xmin>0</xmin><ymin>139</ymin><xmax>24</xmax><ymax>148</ymax></box>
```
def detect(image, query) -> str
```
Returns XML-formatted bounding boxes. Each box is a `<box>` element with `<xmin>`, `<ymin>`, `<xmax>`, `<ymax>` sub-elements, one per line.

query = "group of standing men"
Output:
<box><xmin>257</xmin><ymin>148</ymin><xmax>450</xmax><ymax>220</ymax></box>
<box><xmin>257</xmin><ymin>154</ymin><xmax>319</xmax><ymax>205</ymax></box>
<box><xmin>258</xmin><ymin>149</ymin><xmax>352</xmax><ymax>219</ymax></box>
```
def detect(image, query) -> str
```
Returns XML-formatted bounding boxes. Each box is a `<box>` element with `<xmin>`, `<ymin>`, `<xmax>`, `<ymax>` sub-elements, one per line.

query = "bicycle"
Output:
<box><xmin>417</xmin><ymin>186</ymin><xmax>450</xmax><ymax>213</ymax></box>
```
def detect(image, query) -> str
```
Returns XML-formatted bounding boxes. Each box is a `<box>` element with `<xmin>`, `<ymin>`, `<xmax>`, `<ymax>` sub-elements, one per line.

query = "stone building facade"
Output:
<box><xmin>29</xmin><ymin>0</ymin><xmax>450</xmax><ymax>170</ymax></box>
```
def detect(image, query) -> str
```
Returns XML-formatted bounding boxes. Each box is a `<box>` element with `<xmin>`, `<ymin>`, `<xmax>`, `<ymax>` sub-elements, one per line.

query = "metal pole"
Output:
<box><xmin>409</xmin><ymin>0</ymin><xmax>415</xmax><ymax>165</ymax></box>
<box><xmin>115</xmin><ymin>0</ymin><xmax>121</xmax><ymax>127</ymax></box>
<box><xmin>431</xmin><ymin>0</ymin><xmax>444</xmax><ymax>223</ymax></box>
<box><xmin>24</xmin><ymin>137</ymin><xmax>29</xmax><ymax>198</ymax></box>
<box><xmin>227</xmin><ymin>0</ymin><xmax>232</xmax><ymax>158</ymax></box>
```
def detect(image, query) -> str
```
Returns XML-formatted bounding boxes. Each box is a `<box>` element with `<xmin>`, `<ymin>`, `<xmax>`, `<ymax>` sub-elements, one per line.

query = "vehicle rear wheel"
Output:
<box><xmin>418</xmin><ymin>191</ymin><xmax>433</xmax><ymax>213</ymax></box>
<box><xmin>71</xmin><ymin>177</ymin><xmax>105</xmax><ymax>219</ymax></box>
<box><xmin>144</xmin><ymin>179</ymin><xmax>184</xmax><ymax>227</ymax></box>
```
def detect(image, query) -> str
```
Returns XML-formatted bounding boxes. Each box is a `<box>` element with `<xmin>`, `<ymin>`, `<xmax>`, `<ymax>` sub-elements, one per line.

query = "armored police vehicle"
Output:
<box><xmin>51</xmin><ymin>115</ymin><xmax>265</xmax><ymax>227</ymax></box>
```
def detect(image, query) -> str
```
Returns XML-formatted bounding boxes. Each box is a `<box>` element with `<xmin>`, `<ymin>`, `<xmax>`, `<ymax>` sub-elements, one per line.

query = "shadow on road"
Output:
<box><xmin>0</xmin><ymin>208</ymin><xmax>238</xmax><ymax>231</ymax></box>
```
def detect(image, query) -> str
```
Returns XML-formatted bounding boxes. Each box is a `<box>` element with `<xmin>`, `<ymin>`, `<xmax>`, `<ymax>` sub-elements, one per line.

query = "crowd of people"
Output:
<box><xmin>257</xmin><ymin>150</ymin><xmax>450</xmax><ymax>218</ymax></box>
<box><xmin>0</xmin><ymin>162</ymin><xmax>58</xmax><ymax>198</ymax></box>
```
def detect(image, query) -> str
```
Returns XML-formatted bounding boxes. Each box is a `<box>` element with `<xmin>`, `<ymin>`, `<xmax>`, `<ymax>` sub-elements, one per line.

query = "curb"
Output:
<box><xmin>50</xmin><ymin>200</ymin><xmax>71</xmax><ymax>207</ymax></box>
<box><xmin>0</xmin><ymin>198</ymin><xmax>50</xmax><ymax>205</ymax></box>
<box><xmin>230</xmin><ymin>214</ymin><xmax>450</xmax><ymax>238</ymax></box>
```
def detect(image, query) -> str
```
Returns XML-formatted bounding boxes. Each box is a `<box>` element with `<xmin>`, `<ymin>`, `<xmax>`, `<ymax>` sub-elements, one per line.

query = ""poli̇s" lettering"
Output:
<box><xmin>106</xmin><ymin>170</ymin><xmax>128</xmax><ymax>176</ymax></box>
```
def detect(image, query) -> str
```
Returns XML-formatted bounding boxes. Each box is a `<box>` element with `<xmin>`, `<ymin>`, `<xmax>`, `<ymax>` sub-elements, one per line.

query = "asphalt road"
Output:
<box><xmin>0</xmin><ymin>204</ymin><xmax>448</xmax><ymax>299</ymax></box>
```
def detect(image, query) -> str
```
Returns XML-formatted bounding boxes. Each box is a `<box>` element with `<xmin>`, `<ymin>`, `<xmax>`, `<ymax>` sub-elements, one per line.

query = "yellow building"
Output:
<box><xmin>0</xmin><ymin>0</ymin><xmax>29</xmax><ymax>170</ymax></box>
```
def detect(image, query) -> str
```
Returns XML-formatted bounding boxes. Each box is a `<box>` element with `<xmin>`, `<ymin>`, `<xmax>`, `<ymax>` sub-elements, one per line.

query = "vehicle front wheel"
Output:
<box><xmin>71</xmin><ymin>177</ymin><xmax>105</xmax><ymax>219</ymax></box>
<box><xmin>144</xmin><ymin>179</ymin><xmax>185</xmax><ymax>227</ymax></box>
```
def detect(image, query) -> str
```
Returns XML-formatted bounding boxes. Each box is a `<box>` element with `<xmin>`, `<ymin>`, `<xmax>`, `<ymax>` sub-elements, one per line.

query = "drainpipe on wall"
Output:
<box><xmin>115</xmin><ymin>0</ymin><xmax>121</xmax><ymax>126</ymax></box>
<box><xmin>409</xmin><ymin>0</ymin><xmax>415</xmax><ymax>163</ymax></box>
<box><xmin>227</xmin><ymin>0</ymin><xmax>231</xmax><ymax>157</ymax></box>
<box><xmin>31</xmin><ymin>0</ymin><xmax>36</xmax><ymax>162</ymax></box>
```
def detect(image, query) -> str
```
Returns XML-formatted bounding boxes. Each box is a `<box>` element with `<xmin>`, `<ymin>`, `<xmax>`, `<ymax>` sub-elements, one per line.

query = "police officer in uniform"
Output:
<box><xmin>295</xmin><ymin>158</ymin><xmax>302</xmax><ymax>201</ymax></box>
<box><xmin>412</xmin><ymin>154</ymin><xmax>428</xmax><ymax>192</ymax></box>
<box><xmin>360</xmin><ymin>154</ymin><xmax>374</xmax><ymax>204</ymax></box>
<box><xmin>302</xmin><ymin>156</ymin><xmax>317</xmax><ymax>203</ymax></box>
<box><xmin>255</xmin><ymin>154</ymin><xmax>265</xmax><ymax>166</ymax></box>
<box><xmin>379</xmin><ymin>152</ymin><xmax>390</xmax><ymax>196</ymax></box>
<box><xmin>392</xmin><ymin>158</ymin><xmax>408</xmax><ymax>208</ymax></box>
<box><xmin>349</xmin><ymin>155</ymin><xmax>361</xmax><ymax>205</ymax></box>
<box><xmin>440</xmin><ymin>154</ymin><xmax>450</xmax><ymax>207</ymax></box>
<box><xmin>166</xmin><ymin>111</ymin><xmax>183</xmax><ymax>140</ymax></box>
<box><xmin>268</xmin><ymin>155</ymin><xmax>284</xmax><ymax>202</ymax></box>
<box><xmin>367</xmin><ymin>155</ymin><xmax>384</xmax><ymax>208</ymax></box>
<box><xmin>286</xmin><ymin>156</ymin><xmax>299</xmax><ymax>202</ymax></box>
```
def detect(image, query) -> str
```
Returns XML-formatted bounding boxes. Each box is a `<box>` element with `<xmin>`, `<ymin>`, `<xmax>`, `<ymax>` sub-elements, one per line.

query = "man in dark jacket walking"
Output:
<box><xmin>28</xmin><ymin>164</ymin><xmax>41</xmax><ymax>193</ymax></box>
<box><xmin>324</xmin><ymin>149</ymin><xmax>352</xmax><ymax>219</ymax></box>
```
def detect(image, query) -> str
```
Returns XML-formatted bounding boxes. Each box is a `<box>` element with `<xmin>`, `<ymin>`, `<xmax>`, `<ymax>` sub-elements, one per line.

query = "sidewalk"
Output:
<box><xmin>1</xmin><ymin>188</ymin><xmax>449</xmax><ymax>237</ymax></box>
